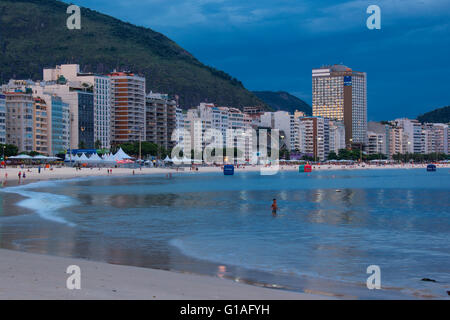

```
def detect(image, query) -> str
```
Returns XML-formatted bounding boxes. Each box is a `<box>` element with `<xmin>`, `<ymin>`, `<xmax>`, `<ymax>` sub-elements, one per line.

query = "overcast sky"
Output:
<box><xmin>68</xmin><ymin>0</ymin><xmax>450</xmax><ymax>120</ymax></box>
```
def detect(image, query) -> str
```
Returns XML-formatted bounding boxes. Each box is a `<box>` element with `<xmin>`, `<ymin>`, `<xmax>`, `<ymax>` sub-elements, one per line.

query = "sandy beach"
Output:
<box><xmin>1</xmin><ymin>162</ymin><xmax>447</xmax><ymax>186</ymax></box>
<box><xmin>0</xmin><ymin>248</ymin><xmax>332</xmax><ymax>300</ymax></box>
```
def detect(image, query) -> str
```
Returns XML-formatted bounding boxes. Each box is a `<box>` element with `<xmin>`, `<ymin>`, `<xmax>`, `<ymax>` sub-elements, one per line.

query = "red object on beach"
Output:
<box><xmin>304</xmin><ymin>164</ymin><xmax>312</xmax><ymax>173</ymax></box>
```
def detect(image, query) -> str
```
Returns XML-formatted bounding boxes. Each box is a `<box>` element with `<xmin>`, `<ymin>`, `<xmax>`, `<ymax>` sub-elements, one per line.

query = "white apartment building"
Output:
<box><xmin>298</xmin><ymin>117</ymin><xmax>325</xmax><ymax>161</ymax></box>
<box><xmin>432</xmin><ymin>123</ymin><xmax>449</xmax><ymax>154</ymax></box>
<box><xmin>328</xmin><ymin>120</ymin><xmax>346</xmax><ymax>154</ymax></box>
<box><xmin>260</xmin><ymin>111</ymin><xmax>297</xmax><ymax>151</ymax></box>
<box><xmin>184</xmin><ymin>103</ymin><xmax>253</xmax><ymax>162</ymax></box>
<box><xmin>394</xmin><ymin>118</ymin><xmax>424</xmax><ymax>154</ymax></box>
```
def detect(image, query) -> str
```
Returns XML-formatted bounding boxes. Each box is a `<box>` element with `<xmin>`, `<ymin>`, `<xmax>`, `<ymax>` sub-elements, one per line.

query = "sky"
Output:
<box><xmin>67</xmin><ymin>0</ymin><xmax>450</xmax><ymax>121</ymax></box>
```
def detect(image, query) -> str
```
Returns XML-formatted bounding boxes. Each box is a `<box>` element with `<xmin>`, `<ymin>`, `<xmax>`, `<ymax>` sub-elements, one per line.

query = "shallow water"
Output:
<box><xmin>1</xmin><ymin>169</ymin><xmax>449</xmax><ymax>299</ymax></box>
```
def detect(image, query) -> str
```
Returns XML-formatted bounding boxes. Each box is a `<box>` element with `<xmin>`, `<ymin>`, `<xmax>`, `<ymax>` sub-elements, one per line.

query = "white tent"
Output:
<box><xmin>89</xmin><ymin>153</ymin><xmax>103</xmax><ymax>162</ymax></box>
<box><xmin>78</xmin><ymin>153</ymin><xmax>89</xmax><ymax>162</ymax></box>
<box><xmin>113</xmin><ymin>148</ymin><xmax>133</xmax><ymax>161</ymax></box>
<box><xmin>103</xmin><ymin>153</ymin><xmax>115</xmax><ymax>162</ymax></box>
<box><xmin>164</xmin><ymin>156</ymin><xmax>172</xmax><ymax>162</ymax></box>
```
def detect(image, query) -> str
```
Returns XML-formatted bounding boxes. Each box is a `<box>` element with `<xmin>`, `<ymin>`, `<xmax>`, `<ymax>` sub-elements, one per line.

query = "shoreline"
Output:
<box><xmin>1</xmin><ymin>165</ymin><xmax>448</xmax><ymax>300</ymax></box>
<box><xmin>1</xmin><ymin>163</ymin><xmax>448</xmax><ymax>187</ymax></box>
<box><xmin>0</xmin><ymin>248</ymin><xmax>331</xmax><ymax>300</ymax></box>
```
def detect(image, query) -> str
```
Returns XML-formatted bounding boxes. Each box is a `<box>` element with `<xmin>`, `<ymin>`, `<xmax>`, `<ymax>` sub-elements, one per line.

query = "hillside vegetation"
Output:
<box><xmin>0</xmin><ymin>0</ymin><xmax>267</xmax><ymax>109</ymax></box>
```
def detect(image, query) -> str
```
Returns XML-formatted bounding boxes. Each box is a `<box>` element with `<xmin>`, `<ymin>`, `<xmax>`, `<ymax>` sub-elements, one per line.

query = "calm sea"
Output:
<box><xmin>1</xmin><ymin>169</ymin><xmax>449</xmax><ymax>299</ymax></box>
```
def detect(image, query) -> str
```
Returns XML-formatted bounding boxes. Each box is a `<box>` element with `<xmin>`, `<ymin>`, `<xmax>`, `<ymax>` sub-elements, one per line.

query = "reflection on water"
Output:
<box><xmin>0</xmin><ymin>169</ymin><xmax>449</xmax><ymax>299</ymax></box>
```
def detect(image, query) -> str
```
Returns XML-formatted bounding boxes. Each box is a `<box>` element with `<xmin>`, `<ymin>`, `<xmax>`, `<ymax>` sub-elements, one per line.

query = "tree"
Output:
<box><xmin>94</xmin><ymin>140</ymin><xmax>102</xmax><ymax>149</ymax></box>
<box><xmin>1</xmin><ymin>144</ymin><xmax>19</xmax><ymax>158</ymax></box>
<box><xmin>328</xmin><ymin>151</ymin><xmax>338</xmax><ymax>160</ymax></box>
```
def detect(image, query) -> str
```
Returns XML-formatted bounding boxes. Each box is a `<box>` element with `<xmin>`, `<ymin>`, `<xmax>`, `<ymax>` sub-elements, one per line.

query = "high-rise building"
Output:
<box><xmin>328</xmin><ymin>120</ymin><xmax>346</xmax><ymax>155</ymax></box>
<box><xmin>50</xmin><ymin>96</ymin><xmax>70</xmax><ymax>155</ymax></box>
<box><xmin>298</xmin><ymin>117</ymin><xmax>325</xmax><ymax>161</ymax></box>
<box><xmin>432</xmin><ymin>123</ymin><xmax>449</xmax><ymax>154</ymax></box>
<box><xmin>184</xmin><ymin>103</ymin><xmax>253</xmax><ymax>162</ymax></box>
<box><xmin>44</xmin><ymin>65</ymin><xmax>112</xmax><ymax>149</ymax></box>
<box><xmin>33</xmin><ymin>97</ymin><xmax>49</xmax><ymax>154</ymax></box>
<box><xmin>145</xmin><ymin>92</ymin><xmax>177</xmax><ymax>150</ymax></box>
<box><xmin>389</xmin><ymin>124</ymin><xmax>408</xmax><ymax>157</ymax></box>
<box><xmin>5</xmin><ymin>90</ymin><xmax>34</xmax><ymax>152</ymax></box>
<box><xmin>260</xmin><ymin>111</ymin><xmax>297</xmax><ymax>151</ymax></box>
<box><xmin>0</xmin><ymin>94</ymin><xmax>6</xmax><ymax>145</ymax></box>
<box><xmin>108</xmin><ymin>72</ymin><xmax>146</xmax><ymax>145</ymax></box>
<box><xmin>312</xmin><ymin>64</ymin><xmax>367</xmax><ymax>146</ymax></box>
<box><xmin>394</xmin><ymin>118</ymin><xmax>423</xmax><ymax>154</ymax></box>
<box><xmin>367</xmin><ymin>122</ymin><xmax>390</xmax><ymax>156</ymax></box>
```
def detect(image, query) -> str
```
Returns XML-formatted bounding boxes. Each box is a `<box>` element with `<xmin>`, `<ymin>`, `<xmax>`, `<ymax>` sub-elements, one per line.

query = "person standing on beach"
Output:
<box><xmin>271</xmin><ymin>199</ymin><xmax>278</xmax><ymax>217</ymax></box>
<box><xmin>18</xmin><ymin>171</ymin><xmax>21</xmax><ymax>183</ymax></box>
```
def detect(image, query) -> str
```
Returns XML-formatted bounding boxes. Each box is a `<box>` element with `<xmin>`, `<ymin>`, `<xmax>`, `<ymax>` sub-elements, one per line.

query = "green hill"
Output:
<box><xmin>253</xmin><ymin>91</ymin><xmax>312</xmax><ymax>115</ymax></box>
<box><xmin>0</xmin><ymin>0</ymin><xmax>267</xmax><ymax>109</ymax></box>
<box><xmin>417</xmin><ymin>106</ymin><xmax>450</xmax><ymax>124</ymax></box>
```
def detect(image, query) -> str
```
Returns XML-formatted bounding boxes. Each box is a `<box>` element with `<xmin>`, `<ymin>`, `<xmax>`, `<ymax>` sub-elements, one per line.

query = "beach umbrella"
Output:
<box><xmin>33</xmin><ymin>155</ymin><xmax>49</xmax><ymax>160</ymax></box>
<box><xmin>164</xmin><ymin>156</ymin><xmax>172</xmax><ymax>162</ymax></box>
<box><xmin>10</xmin><ymin>154</ymin><xmax>33</xmax><ymax>159</ymax></box>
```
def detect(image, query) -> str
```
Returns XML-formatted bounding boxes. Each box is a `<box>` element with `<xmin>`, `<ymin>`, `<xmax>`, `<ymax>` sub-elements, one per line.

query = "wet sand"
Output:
<box><xmin>0</xmin><ymin>248</ymin><xmax>331</xmax><ymax>300</ymax></box>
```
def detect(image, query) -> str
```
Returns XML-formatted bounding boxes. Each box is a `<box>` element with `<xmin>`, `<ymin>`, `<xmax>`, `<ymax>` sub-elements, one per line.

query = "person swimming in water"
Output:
<box><xmin>271</xmin><ymin>199</ymin><xmax>278</xmax><ymax>216</ymax></box>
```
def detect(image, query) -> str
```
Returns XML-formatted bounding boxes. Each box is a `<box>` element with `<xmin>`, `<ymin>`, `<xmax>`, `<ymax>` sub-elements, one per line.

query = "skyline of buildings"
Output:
<box><xmin>0</xmin><ymin>63</ymin><xmax>448</xmax><ymax>162</ymax></box>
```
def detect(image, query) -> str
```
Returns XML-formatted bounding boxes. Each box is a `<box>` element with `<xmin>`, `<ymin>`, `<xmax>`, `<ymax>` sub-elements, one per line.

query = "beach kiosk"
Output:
<box><xmin>299</xmin><ymin>164</ymin><xmax>305</xmax><ymax>172</ymax></box>
<box><xmin>304</xmin><ymin>164</ymin><xmax>312</xmax><ymax>173</ymax></box>
<box><xmin>224</xmin><ymin>165</ymin><xmax>235</xmax><ymax>175</ymax></box>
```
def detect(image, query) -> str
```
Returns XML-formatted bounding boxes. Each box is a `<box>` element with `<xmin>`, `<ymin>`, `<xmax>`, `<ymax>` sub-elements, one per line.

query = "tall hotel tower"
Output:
<box><xmin>312</xmin><ymin>65</ymin><xmax>367</xmax><ymax>146</ymax></box>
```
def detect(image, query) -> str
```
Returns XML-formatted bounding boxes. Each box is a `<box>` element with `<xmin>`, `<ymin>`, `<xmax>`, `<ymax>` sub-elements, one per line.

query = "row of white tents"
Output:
<box><xmin>65</xmin><ymin>148</ymin><xmax>133</xmax><ymax>163</ymax></box>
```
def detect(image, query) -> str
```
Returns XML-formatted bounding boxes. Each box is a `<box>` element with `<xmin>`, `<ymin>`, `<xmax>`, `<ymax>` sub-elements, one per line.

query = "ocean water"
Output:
<box><xmin>0</xmin><ymin>169</ymin><xmax>449</xmax><ymax>299</ymax></box>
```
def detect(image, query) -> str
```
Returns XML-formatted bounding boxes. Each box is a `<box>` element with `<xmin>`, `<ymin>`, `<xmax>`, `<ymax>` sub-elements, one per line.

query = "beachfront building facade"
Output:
<box><xmin>184</xmin><ymin>103</ymin><xmax>253</xmax><ymax>162</ymax></box>
<box><xmin>33</xmin><ymin>97</ymin><xmax>49</xmax><ymax>154</ymax></box>
<box><xmin>393</xmin><ymin>118</ymin><xmax>423</xmax><ymax>154</ymax></box>
<box><xmin>389</xmin><ymin>124</ymin><xmax>408</xmax><ymax>157</ymax></box>
<box><xmin>312</xmin><ymin>64</ymin><xmax>367</xmax><ymax>147</ymax></box>
<box><xmin>4</xmin><ymin>90</ymin><xmax>34</xmax><ymax>153</ymax></box>
<box><xmin>328</xmin><ymin>120</ymin><xmax>346</xmax><ymax>155</ymax></box>
<box><xmin>44</xmin><ymin>64</ymin><xmax>112</xmax><ymax>149</ymax></box>
<box><xmin>367</xmin><ymin>122</ymin><xmax>390</xmax><ymax>156</ymax></box>
<box><xmin>108</xmin><ymin>72</ymin><xmax>146</xmax><ymax>145</ymax></box>
<box><xmin>432</xmin><ymin>123</ymin><xmax>449</xmax><ymax>154</ymax></box>
<box><xmin>0</xmin><ymin>94</ymin><xmax>6</xmax><ymax>145</ymax></box>
<box><xmin>49</xmin><ymin>96</ymin><xmax>70</xmax><ymax>155</ymax></box>
<box><xmin>260</xmin><ymin>111</ymin><xmax>298</xmax><ymax>151</ymax></box>
<box><xmin>298</xmin><ymin>117</ymin><xmax>326</xmax><ymax>161</ymax></box>
<box><xmin>145</xmin><ymin>92</ymin><xmax>177</xmax><ymax>150</ymax></box>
